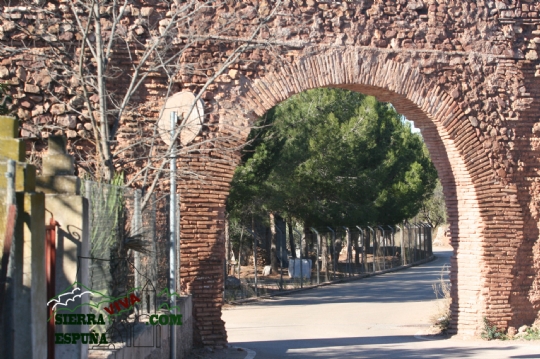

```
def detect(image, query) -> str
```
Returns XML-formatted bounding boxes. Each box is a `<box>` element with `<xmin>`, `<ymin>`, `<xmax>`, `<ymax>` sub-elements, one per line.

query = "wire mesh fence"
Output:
<box><xmin>81</xmin><ymin>181</ymin><xmax>435</xmax><ymax>324</ymax></box>
<box><xmin>224</xmin><ymin>223</ymin><xmax>433</xmax><ymax>302</ymax></box>
<box><xmin>82</xmin><ymin>181</ymin><xmax>175</xmax><ymax>345</ymax></box>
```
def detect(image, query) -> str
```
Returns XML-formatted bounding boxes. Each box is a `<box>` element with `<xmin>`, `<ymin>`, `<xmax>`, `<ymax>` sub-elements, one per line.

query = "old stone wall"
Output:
<box><xmin>2</xmin><ymin>0</ymin><xmax>540</xmax><ymax>347</ymax></box>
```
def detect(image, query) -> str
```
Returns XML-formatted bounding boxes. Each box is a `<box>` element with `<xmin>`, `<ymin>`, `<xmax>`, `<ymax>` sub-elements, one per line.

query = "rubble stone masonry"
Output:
<box><xmin>2</xmin><ymin>0</ymin><xmax>540</xmax><ymax>347</ymax></box>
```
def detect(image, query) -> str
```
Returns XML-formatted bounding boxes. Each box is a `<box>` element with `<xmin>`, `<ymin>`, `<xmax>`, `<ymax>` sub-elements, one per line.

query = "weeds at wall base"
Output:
<box><xmin>481</xmin><ymin>317</ymin><xmax>507</xmax><ymax>341</ymax></box>
<box><xmin>518</xmin><ymin>327</ymin><xmax>540</xmax><ymax>340</ymax></box>
<box><xmin>431</xmin><ymin>264</ymin><xmax>451</xmax><ymax>334</ymax></box>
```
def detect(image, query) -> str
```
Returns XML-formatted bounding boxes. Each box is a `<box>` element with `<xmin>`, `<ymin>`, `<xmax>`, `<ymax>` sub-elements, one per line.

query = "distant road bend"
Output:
<box><xmin>223</xmin><ymin>248</ymin><xmax>540</xmax><ymax>359</ymax></box>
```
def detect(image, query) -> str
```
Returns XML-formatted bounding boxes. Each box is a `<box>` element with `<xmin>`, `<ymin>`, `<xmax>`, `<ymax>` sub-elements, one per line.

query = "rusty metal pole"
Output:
<box><xmin>253</xmin><ymin>230</ymin><xmax>258</xmax><ymax>297</ymax></box>
<box><xmin>377</xmin><ymin>226</ymin><xmax>386</xmax><ymax>270</ymax></box>
<box><xmin>367</xmin><ymin>226</ymin><xmax>375</xmax><ymax>272</ymax></box>
<box><xmin>407</xmin><ymin>223</ymin><xmax>413</xmax><ymax>263</ymax></box>
<box><xmin>275</xmin><ymin>225</ymin><xmax>284</xmax><ymax>290</ymax></box>
<box><xmin>356</xmin><ymin>226</ymin><xmax>366</xmax><ymax>273</ymax></box>
<box><xmin>0</xmin><ymin>160</ymin><xmax>16</xmax><ymax>317</ymax></box>
<box><xmin>327</xmin><ymin>227</ymin><xmax>336</xmax><ymax>280</ymax></box>
<box><xmin>245</xmin><ymin>227</ymin><xmax>258</xmax><ymax>297</ymax></box>
<box><xmin>387</xmin><ymin>226</ymin><xmax>395</xmax><ymax>268</ymax></box>
<box><xmin>293</xmin><ymin>228</ymin><xmax>303</xmax><ymax>288</ymax></box>
<box><xmin>413</xmin><ymin>223</ymin><xmax>420</xmax><ymax>262</ymax></box>
<box><xmin>396</xmin><ymin>225</ymin><xmax>404</xmax><ymax>266</ymax></box>
<box><xmin>0</xmin><ymin>160</ymin><xmax>16</xmax><ymax>359</ymax></box>
<box><xmin>310</xmin><ymin>228</ymin><xmax>320</xmax><ymax>285</ymax></box>
<box><xmin>427</xmin><ymin>223</ymin><xmax>433</xmax><ymax>256</ymax></box>
<box><xmin>342</xmin><ymin>227</ymin><xmax>351</xmax><ymax>277</ymax></box>
<box><xmin>45</xmin><ymin>217</ymin><xmax>58</xmax><ymax>359</ymax></box>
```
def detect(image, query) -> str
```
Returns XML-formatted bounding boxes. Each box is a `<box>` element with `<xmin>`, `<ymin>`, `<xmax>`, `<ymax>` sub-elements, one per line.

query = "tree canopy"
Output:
<box><xmin>227</xmin><ymin>88</ymin><xmax>438</xmax><ymax>227</ymax></box>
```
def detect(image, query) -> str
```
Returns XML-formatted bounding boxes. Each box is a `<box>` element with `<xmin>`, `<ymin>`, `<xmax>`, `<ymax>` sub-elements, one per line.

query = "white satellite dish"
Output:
<box><xmin>158</xmin><ymin>92</ymin><xmax>204</xmax><ymax>146</ymax></box>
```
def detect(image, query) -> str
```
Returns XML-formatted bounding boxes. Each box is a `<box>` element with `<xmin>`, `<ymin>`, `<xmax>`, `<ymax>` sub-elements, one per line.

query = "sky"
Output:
<box><xmin>406</xmin><ymin>118</ymin><xmax>421</xmax><ymax>133</ymax></box>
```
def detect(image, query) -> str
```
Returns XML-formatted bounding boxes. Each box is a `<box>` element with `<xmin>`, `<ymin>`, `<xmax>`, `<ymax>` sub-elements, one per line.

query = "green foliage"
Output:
<box><xmin>417</xmin><ymin>179</ymin><xmax>447</xmax><ymax>227</ymax></box>
<box><xmin>520</xmin><ymin>326</ymin><xmax>540</xmax><ymax>340</ymax></box>
<box><xmin>481</xmin><ymin>317</ymin><xmax>507</xmax><ymax>340</ymax></box>
<box><xmin>228</xmin><ymin>88</ymin><xmax>438</xmax><ymax>227</ymax></box>
<box><xmin>227</xmin><ymin>216</ymin><xmax>252</xmax><ymax>264</ymax></box>
<box><xmin>85</xmin><ymin>172</ymin><xmax>126</xmax><ymax>258</ymax></box>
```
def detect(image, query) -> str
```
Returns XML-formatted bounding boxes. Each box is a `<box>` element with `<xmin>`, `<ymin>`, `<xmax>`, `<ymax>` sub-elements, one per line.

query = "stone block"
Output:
<box><xmin>42</xmin><ymin>154</ymin><xmax>74</xmax><ymax>176</ymax></box>
<box><xmin>48</xmin><ymin>135</ymin><xmax>67</xmax><ymax>155</ymax></box>
<box><xmin>50</xmin><ymin>103</ymin><xmax>66</xmax><ymax>115</ymax></box>
<box><xmin>65</xmin><ymin>130</ymin><xmax>77</xmax><ymax>138</ymax></box>
<box><xmin>141</xmin><ymin>6</ymin><xmax>153</xmax><ymax>16</ymax></box>
<box><xmin>0</xmin><ymin>138</ymin><xmax>25</xmax><ymax>162</ymax></box>
<box><xmin>0</xmin><ymin>66</ymin><xmax>9</xmax><ymax>78</ymax></box>
<box><xmin>0</xmin><ymin>116</ymin><xmax>18</xmax><ymax>138</ymax></box>
<box><xmin>0</xmin><ymin>161</ymin><xmax>36</xmax><ymax>192</ymax></box>
<box><xmin>36</xmin><ymin>175</ymin><xmax>80</xmax><ymax>194</ymax></box>
<box><xmin>57</xmin><ymin>114</ymin><xmax>77</xmax><ymax>129</ymax></box>
<box><xmin>24</xmin><ymin>83</ymin><xmax>40</xmax><ymax>94</ymax></box>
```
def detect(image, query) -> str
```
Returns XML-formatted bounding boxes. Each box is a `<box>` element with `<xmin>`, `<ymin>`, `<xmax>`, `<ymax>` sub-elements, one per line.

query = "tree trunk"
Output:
<box><xmin>93</xmin><ymin>4</ymin><xmax>114</xmax><ymax>182</ymax></box>
<box><xmin>225</xmin><ymin>214</ymin><xmax>230</xmax><ymax>275</ymax></box>
<box><xmin>265</xmin><ymin>226</ymin><xmax>272</xmax><ymax>265</ymax></box>
<box><xmin>334</xmin><ymin>232</ymin><xmax>342</xmax><ymax>272</ymax></box>
<box><xmin>238</xmin><ymin>227</ymin><xmax>244</xmax><ymax>276</ymax></box>
<box><xmin>303</xmin><ymin>224</ymin><xmax>310</xmax><ymax>259</ymax></box>
<box><xmin>288</xmin><ymin>218</ymin><xmax>296</xmax><ymax>259</ymax></box>
<box><xmin>270</xmin><ymin>213</ymin><xmax>278</xmax><ymax>272</ymax></box>
<box><xmin>321</xmin><ymin>234</ymin><xmax>328</xmax><ymax>281</ymax></box>
<box><xmin>365</xmin><ymin>229</ymin><xmax>371</xmax><ymax>255</ymax></box>
<box><xmin>252</xmin><ymin>214</ymin><xmax>258</xmax><ymax>293</ymax></box>
<box><xmin>354</xmin><ymin>231</ymin><xmax>360</xmax><ymax>265</ymax></box>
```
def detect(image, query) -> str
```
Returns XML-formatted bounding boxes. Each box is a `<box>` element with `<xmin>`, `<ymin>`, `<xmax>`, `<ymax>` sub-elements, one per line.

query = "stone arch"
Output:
<box><xmin>186</xmin><ymin>47</ymin><xmax>530</xmax><ymax>344</ymax></box>
<box><xmin>3</xmin><ymin>0</ymin><xmax>539</xmax><ymax>349</ymax></box>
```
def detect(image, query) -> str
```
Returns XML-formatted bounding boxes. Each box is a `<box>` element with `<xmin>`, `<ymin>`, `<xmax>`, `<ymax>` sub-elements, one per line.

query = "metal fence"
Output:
<box><xmin>82</xmin><ymin>181</ymin><xmax>434</xmax><ymax>317</ymax></box>
<box><xmin>83</xmin><ymin>181</ymin><xmax>175</xmax><ymax>345</ymax></box>
<box><xmin>224</xmin><ymin>223</ymin><xmax>433</xmax><ymax>302</ymax></box>
<box><xmin>307</xmin><ymin>224</ymin><xmax>433</xmax><ymax>280</ymax></box>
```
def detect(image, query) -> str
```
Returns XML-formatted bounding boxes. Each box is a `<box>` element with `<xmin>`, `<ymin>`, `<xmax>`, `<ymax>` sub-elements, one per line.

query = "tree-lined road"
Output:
<box><xmin>223</xmin><ymin>249</ymin><xmax>540</xmax><ymax>358</ymax></box>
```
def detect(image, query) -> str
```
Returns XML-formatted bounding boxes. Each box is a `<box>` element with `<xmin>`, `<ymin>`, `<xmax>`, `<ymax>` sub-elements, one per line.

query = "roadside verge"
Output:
<box><xmin>228</xmin><ymin>255</ymin><xmax>437</xmax><ymax>305</ymax></box>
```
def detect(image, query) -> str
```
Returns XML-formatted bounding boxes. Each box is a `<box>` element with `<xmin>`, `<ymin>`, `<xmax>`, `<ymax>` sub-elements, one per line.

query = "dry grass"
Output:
<box><xmin>431</xmin><ymin>264</ymin><xmax>451</xmax><ymax>333</ymax></box>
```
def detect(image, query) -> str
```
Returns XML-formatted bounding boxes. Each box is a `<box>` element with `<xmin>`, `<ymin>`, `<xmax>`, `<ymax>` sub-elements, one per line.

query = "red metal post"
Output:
<box><xmin>45</xmin><ymin>218</ymin><xmax>58</xmax><ymax>359</ymax></box>
<box><xmin>0</xmin><ymin>204</ymin><xmax>17</xmax><ymax>321</ymax></box>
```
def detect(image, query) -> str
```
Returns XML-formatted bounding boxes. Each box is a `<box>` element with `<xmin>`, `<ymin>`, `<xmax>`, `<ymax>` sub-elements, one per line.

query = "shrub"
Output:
<box><xmin>481</xmin><ymin>317</ymin><xmax>506</xmax><ymax>340</ymax></box>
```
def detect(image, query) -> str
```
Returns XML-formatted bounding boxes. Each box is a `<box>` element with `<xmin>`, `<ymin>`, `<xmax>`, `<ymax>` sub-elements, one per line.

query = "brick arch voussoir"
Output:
<box><xmin>230</xmin><ymin>48</ymin><xmax>523</xmax><ymax>334</ymax></box>
<box><xmin>238</xmin><ymin>48</ymin><xmax>499</xmax><ymax>205</ymax></box>
<box><xmin>239</xmin><ymin>48</ymin><xmax>522</xmax><ymax>209</ymax></box>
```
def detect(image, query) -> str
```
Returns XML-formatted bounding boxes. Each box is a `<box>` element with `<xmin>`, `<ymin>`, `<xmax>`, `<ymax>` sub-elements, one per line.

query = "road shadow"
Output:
<box><xmin>241</xmin><ymin>250</ymin><xmax>452</xmax><ymax>307</ymax></box>
<box><xmin>232</xmin><ymin>336</ymin><xmax>539</xmax><ymax>358</ymax></box>
<box><xmin>227</xmin><ymin>249</ymin><xmax>540</xmax><ymax>358</ymax></box>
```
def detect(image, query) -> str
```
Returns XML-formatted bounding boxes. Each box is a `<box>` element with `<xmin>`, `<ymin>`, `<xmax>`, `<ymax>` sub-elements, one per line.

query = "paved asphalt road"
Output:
<box><xmin>223</xmin><ymin>248</ymin><xmax>540</xmax><ymax>358</ymax></box>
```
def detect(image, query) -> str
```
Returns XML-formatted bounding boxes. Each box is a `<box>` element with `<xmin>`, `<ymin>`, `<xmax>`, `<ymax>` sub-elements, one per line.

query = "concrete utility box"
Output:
<box><xmin>288</xmin><ymin>259</ymin><xmax>312</xmax><ymax>279</ymax></box>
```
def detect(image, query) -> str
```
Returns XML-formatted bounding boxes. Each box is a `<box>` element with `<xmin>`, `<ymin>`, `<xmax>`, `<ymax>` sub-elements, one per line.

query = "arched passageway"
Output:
<box><xmin>179</xmin><ymin>47</ymin><xmax>540</xmax><ymax>346</ymax></box>
<box><xmin>238</xmin><ymin>48</ymin><xmax>517</xmax><ymax>336</ymax></box>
